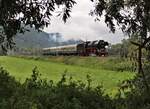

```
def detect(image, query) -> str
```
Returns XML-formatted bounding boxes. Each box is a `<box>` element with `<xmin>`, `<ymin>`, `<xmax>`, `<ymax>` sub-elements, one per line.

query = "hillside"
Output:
<box><xmin>14</xmin><ymin>27</ymin><xmax>83</xmax><ymax>49</ymax></box>
<box><xmin>15</xmin><ymin>28</ymin><xmax>60</xmax><ymax>48</ymax></box>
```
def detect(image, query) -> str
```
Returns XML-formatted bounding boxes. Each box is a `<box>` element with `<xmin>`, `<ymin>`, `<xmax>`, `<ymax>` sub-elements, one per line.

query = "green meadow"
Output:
<box><xmin>0</xmin><ymin>56</ymin><xmax>134</xmax><ymax>96</ymax></box>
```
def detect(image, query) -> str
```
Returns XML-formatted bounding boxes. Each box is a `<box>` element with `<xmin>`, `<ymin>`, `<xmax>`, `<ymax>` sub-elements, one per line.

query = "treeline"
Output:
<box><xmin>109</xmin><ymin>39</ymin><xmax>147</xmax><ymax>59</ymax></box>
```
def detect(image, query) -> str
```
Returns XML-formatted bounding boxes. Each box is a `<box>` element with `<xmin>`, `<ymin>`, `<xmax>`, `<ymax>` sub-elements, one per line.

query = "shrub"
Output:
<box><xmin>0</xmin><ymin>67</ymin><xmax>114</xmax><ymax>109</ymax></box>
<box><xmin>0</xmin><ymin>67</ymin><xmax>19</xmax><ymax>101</ymax></box>
<box><xmin>114</xmin><ymin>63</ymin><xmax>150</xmax><ymax>109</ymax></box>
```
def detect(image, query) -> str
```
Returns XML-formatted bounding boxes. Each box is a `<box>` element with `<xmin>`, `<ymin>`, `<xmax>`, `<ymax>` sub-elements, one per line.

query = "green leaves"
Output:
<box><xmin>0</xmin><ymin>67</ymin><xmax>112</xmax><ymax>109</ymax></box>
<box><xmin>91</xmin><ymin>0</ymin><xmax>150</xmax><ymax>39</ymax></box>
<box><xmin>0</xmin><ymin>0</ymin><xmax>76</xmax><ymax>51</ymax></box>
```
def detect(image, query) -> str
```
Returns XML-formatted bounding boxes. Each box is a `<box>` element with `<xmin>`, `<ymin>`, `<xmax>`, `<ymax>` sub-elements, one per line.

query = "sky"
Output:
<box><xmin>44</xmin><ymin>0</ymin><xmax>126</xmax><ymax>44</ymax></box>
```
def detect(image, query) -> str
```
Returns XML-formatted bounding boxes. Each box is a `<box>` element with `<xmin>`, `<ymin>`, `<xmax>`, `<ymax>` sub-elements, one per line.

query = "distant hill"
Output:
<box><xmin>15</xmin><ymin>28</ymin><xmax>57</xmax><ymax>48</ymax></box>
<box><xmin>14</xmin><ymin>27</ymin><xmax>83</xmax><ymax>49</ymax></box>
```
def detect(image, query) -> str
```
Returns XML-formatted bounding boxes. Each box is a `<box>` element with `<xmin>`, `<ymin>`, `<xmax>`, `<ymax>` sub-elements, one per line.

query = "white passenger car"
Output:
<box><xmin>42</xmin><ymin>44</ymin><xmax>78</xmax><ymax>55</ymax></box>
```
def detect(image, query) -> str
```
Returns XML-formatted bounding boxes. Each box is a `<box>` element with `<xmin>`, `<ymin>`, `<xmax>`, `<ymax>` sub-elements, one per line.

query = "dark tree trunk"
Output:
<box><xmin>138</xmin><ymin>46</ymin><xmax>142</xmax><ymax>74</ymax></box>
<box><xmin>138</xmin><ymin>46</ymin><xmax>150</xmax><ymax>93</ymax></box>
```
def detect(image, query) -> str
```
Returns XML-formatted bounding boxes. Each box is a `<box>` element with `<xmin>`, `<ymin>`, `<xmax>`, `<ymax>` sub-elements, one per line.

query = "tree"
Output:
<box><xmin>0</xmin><ymin>0</ymin><xmax>76</xmax><ymax>52</ymax></box>
<box><xmin>90</xmin><ymin>0</ymin><xmax>150</xmax><ymax>91</ymax></box>
<box><xmin>109</xmin><ymin>39</ymin><xmax>129</xmax><ymax>58</ymax></box>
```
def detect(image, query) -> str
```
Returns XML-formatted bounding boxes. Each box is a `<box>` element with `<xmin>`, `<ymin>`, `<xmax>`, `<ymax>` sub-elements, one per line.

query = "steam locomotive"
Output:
<box><xmin>42</xmin><ymin>40</ymin><xmax>109</xmax><ymax>56</ymax></box>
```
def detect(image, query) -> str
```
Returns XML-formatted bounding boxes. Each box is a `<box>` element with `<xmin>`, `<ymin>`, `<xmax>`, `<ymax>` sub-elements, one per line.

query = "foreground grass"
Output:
<box><xmin>0</xmin><ymin>56</ymin><xmax>134</xmax><ymax>96</ymax></box>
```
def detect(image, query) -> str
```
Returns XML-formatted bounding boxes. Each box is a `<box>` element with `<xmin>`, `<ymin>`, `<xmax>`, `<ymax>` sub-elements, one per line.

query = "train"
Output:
<box><xmin>42</xmin><ymin>40</ymin><xmax>109</xmax><ymax>56</ymax></box>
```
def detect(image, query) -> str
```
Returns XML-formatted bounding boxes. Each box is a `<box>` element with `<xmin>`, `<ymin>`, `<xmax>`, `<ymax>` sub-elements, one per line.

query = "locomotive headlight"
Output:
<box><xmin>105</xmin><ymin>46</ymin><xmax>109</xmax><ymax>49</ymax></box>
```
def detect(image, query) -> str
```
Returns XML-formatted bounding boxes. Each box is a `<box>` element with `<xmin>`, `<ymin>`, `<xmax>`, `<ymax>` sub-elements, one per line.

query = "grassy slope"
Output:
<box><xmin>24</xmin><ymin>56</ymin><xmax>133</xmax><ymax>72</ymax></box>
<box><xmin>0</xmin><ymin>56</ymin><xmax>134</xmax><ymax>96</ymax></box>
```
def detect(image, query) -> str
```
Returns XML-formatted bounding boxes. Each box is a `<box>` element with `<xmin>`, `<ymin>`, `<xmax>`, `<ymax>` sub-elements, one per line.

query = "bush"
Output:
<box><xmin>0</xmin><ymin>67</ymin><xmax>114</xmax><ymax>109</ymax></box>
<box><xmin>114</xmin><ymin>63</ymin><xmax>150</xmax><ymax>109</ymax></box>
<box><xmin>0</xmin><ymin>67</ymin><xmax>19</xmax><ymax>101</ymax></box>
<box><xmin>100</xmin><ymin>57</ymin><xmax>135</xmax><ymax>72</ymax></box>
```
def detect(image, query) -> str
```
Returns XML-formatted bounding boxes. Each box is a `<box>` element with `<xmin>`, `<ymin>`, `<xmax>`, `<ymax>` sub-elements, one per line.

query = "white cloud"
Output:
<box><xmin>44</xmin><ymin>0</ymin><xmax>125</xmax><ymax>44</ymax></box>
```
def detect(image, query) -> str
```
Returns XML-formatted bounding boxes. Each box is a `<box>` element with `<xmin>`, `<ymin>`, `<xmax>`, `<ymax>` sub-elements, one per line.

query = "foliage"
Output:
<box><xmin>109</xmin><ymin>38</ymin><xmax>148</xmax><ymax>58</ymax></box>
<box><xmin>91</xmin><ymin>0</ymin><xmax>150</xmax><ymax>40</ymax></box>
<box><xmin>109</xmin><ymin>39</ymin><xmax>132</xmax><ymax>58</ymax></box>
<box><xmin>113</xmin><ymin>63</ymin><xmax>150</xmax><ymax>109</ymax></box>
<box><xmin>91</xmin><ymin>0</ymin><xmax>150</xmax><ymax>86</ymax></box>
<box><xmin>0</xmin><ymin>67</ymin><xmax>114</xmax><ymax>109</ymax></box>
<box><xmin>0</xmin><ymin>67</ymin><xmax>19</xmax><ymax>101</ymax></box>
<box><xmin>109</xmin><ymin>43</ymin><xmax>123</xmax><ymax>56</ymax></box>
<box><xmin>0</xmin><ymin>0</ymin><xmax>76</xmax><ymax>51</ymax></box>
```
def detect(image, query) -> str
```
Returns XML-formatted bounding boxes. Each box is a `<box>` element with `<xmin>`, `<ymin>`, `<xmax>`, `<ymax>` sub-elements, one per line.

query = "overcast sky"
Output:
<box><xmin>44</xmin><ymin>0</ymin><xmax>126</xmax><ymax>44</ymax></box>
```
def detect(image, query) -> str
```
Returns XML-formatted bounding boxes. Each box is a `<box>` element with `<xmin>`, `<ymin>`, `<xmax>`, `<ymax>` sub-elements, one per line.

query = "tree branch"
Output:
<box><xmin>130</xmin><ymin>41</ymin><xmax>141</xmax><ymax>46</ymax></box>
<box><xmin>141</xmin><ymin>36</ymin><xmax>150</xmax><ymax>48</ymax></box>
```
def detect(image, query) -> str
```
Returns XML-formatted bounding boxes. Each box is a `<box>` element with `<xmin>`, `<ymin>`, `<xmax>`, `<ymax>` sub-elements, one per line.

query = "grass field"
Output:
<box><xmin>17</xmin><ymin>55</ymin><xmax>134</xmax><ymax>72</ymax></box>
<box><xmin>0</xmin><ymin>56</ymin><xmax>135</xmax><ymax>96</ymax></box>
